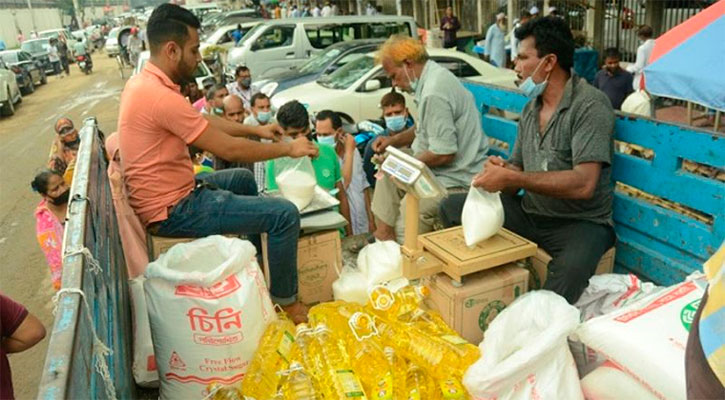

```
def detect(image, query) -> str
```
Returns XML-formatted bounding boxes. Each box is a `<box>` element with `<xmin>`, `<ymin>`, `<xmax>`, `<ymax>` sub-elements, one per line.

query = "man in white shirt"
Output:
<box><xmin>366</xmin><ymin>2</ymin><xmax>377</xmax><ymax>15</ymax></box>
<box><xmin>243</xmin><ymin>93</ymin><xmax>277</xmax><ymax>192</ymax></box>
<box><xmin>627</xmin><ymin>25</ymin><xmax>655</xmax><ymax>91</ymax></box>
<box><xmin>321</xmin><ymin>2</ymin><xmax>332</xmax><ymax>17</ymax></box>
<box><xmin>226</xmin><ymin>66</ymin><xmax>256</xmax><ymax>112</ymax></box>
<box><xmin>484</xmin><ymin>13</ymin><xmax>507</xmax><ymax>68</ymax></box>
<box><xmin>510</xmin><ymin>10</ymin><xmax>531</xmax><ymax>62</ymax></box>
<box><xmin>311</xmin><ymin>4</ymin><xmax>321</xmax><ymax>17</ymax></box>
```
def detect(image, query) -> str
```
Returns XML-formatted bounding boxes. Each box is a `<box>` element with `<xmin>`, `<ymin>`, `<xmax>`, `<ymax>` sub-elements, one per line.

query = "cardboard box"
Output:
<box><xmin>525</xmin><ymin>247</ymin><xmax>616</xmax><ymax>291</ymax></box>
<box><xmin>419</xmin><ymin>227</ymin><xmax>537</xmax><ymax>282</ymax></box>
<box><xmin>147</xmin><ymin>234</ymin><xmax>239</xmax><ymax>261</ymax></box>
<box><xmin>147</xmin><ymin>235</ymin><xmax>195</xmax><ymax>261</ymax></box>
<box><xmin>424</xmin><ymin>263</ymin><xmax>529</xmax><ymax>345</ymax></box>
<box><xmin>262</xmin><ymin>230</ymin><xmax>342</xmax><ymax>306</ymax></box>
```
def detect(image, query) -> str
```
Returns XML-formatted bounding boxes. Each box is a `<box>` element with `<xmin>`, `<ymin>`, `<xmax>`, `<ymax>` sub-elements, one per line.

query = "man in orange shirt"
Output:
<box><xmin>118</xmin><ymin>4</ymin><xmax>318</xmax><ymax>323</ymax></box>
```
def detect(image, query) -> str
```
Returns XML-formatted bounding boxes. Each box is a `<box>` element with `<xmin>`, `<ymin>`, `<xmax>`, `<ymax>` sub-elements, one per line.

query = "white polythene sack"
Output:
<box><xmin>129</xmin><ymin>277</ymin><xmax>158</xmax><ymax>387</ymax></box>
<box><xmin>581</xmin><ymin>361</ymin><xmax>659</xmax><ymax>400</ymax></box>
<box><xmin>570</xmin><ymin>273</ymin><xmax>663</xmax><ymax>377</ymax></box>
<box><xmin>573</xmin><ymin>276</ymin><xmax>706</xmax><ymax>400</ymax></box>
<box><xmin>332</xmin><ymin>266</ymin><xmax>369</xmax><ymax>305</ymax></box>
<box><xmin>144</xmin><ymin>235</ymin><xmax>276</xmax><ymax>400</ymax></box>
<box><xmin>461</xmin><ymin>186</ymin><xmax>504</xmax><ymax>247</ymax></box>
<box><xmin>356</xmin><ymin>240</ymin><xmax>402</xmax><ymax>285</ymax></box>
<box><xmin>463</xmin><ymin>291</ymin><xmax>583</xmax><ymax>400</ymax></box>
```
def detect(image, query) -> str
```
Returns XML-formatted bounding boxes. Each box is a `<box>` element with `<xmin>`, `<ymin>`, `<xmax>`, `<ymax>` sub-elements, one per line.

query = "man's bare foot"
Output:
<box><xmin>281</xmin><ymin>301</ymin><xmax>309</xmax><ymax>324</ymax></box>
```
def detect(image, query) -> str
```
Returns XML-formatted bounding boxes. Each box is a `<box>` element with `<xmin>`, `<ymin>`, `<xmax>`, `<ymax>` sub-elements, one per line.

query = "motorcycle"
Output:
<box><xmin>76</xmin><ymin>54</ymin><xmax>92</xmax><ymax>74</ymax></box>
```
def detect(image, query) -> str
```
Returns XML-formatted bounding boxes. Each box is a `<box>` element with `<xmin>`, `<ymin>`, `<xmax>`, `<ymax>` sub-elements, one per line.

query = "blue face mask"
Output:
<box><xmin>256</xmin><ymin>111</ymin><xmax>271</xmax><ymax>123</ymax></box>
<box><xmin>518</xmin><ymin>57</ymin><xmax>551</xmax><ymax>99</ymax></box>
<box><xmin>385</xmin><ymin>115</ymin><xmax>407</xmax><ymax>132</ymax></box>
<box><xmin>317</xmin><ymin>135</ymin><xmax>336</xmax><ymax>147</ymax></box>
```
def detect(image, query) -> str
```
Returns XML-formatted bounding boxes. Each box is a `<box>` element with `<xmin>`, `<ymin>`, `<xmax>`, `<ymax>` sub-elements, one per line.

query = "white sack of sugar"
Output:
<box><xmin>461</xmin><ymin>185</ymin><xmax>504</xmax><ymax>247</ymax></box>
<box><xmin>274</xmin><ymin>156</ymin><xmax>317</xmax><ymax>210</ymax></box>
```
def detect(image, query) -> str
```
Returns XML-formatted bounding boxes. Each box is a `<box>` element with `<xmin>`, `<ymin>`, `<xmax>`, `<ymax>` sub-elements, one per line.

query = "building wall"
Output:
<box><xmin>1</xmin><ymin>5</ymin><xmax>125</xmax><ymax>48</ymax></box>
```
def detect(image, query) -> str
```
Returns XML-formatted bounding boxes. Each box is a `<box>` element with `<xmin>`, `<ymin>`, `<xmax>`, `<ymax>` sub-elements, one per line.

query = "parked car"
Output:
<box><xmin>20</xmin><ymin>38</ymin><xmax>54</xmax><ymax>74</ymax></box>
<box><xmin>0</xmin><ymin>50</ymin><xmax>47</xmax><ymax>95</ymax></box>
<box><xmin>201</xmin><ymin>9</ymin><xmax>262</xmax><ymax>32</ymax></box>
<box><xmin>253</xmin><ymin>38</ymin><xmax>385</xmax><ymax>97</ymax></box>
<box><xmin>226</xmin><ymin>15</ymin><xmax>418</xmax><ymax>79</ymax></box>
<box><xmin>0</xmin><ymin>60</ymin><xmax>22</xmax><ymax>116</ymax></box>
<box><xmin>134</xmin><ymin>51</ymin><xmax>216</xmax><ymax>89</ymax></box>
<box><xmin>38</xmin><ymin>28</ymin><xmax>79</xmax><ymax>58</ymax></box>
<box><xmin>105</xmin><ymin>26</ymin><xmax>132</xmax><ymax>57</ymax></box>
<box><xmin>200</xmin><ymin>22</ymin><xmax>261</xmax><ymax>64</ymax></box>
<box><xmin>271</xmin><ymin>48</ymin><xmax>517</xmax><ymax>122</ymax></box>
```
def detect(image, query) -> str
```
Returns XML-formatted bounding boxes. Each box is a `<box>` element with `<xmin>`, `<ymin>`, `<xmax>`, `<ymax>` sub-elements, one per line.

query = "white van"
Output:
<box><xmin>225</xmin><ymin>15</ymin><xmax>417</xmax><ymax>79</ymax></box>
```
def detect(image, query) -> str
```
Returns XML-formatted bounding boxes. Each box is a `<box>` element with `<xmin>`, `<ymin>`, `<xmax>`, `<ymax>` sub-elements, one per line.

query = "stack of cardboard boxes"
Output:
<box><xmin>418</xmin><ymin>227</ymin><xmax>615</xmax><ymax>344</ymax></box>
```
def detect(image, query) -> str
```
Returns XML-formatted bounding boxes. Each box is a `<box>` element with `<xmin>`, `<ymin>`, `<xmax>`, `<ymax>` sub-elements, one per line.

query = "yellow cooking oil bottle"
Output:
<box><xmin>406</xmin><ymin>309</ymin><xmax>480</xmax><ymax>374</ymax></box>
<box><xmin>313</xmin><ymin>323</ymin><xmax>368</xmax><ymax>399</ymax></box>
<box><xmin>368</xmin><ymin>284</ymin><xmax>429</xmax><ymax>321</ymax></box>
<box><xmin>383</xmin><ymin>346</ymin><xmax>407</xmax><ymax>399</ymax></box>
<box><xmin>279</xmin><ymin>362</ymin><xmax>321</xmax><ymax>400</ymax></box>
<box><xmin>309</xmin><ymin>301</ymin><xmax>363</xmax><ymax>336</ymax></box>
<box><xmin>346</xmin><ymin>312</ymin><xmax>394</xmax><ymax>399</ymax></box>
<box><xmin>405</xmin><ymin>364</ymin><xmax>434</xmax><ymax>400</ymax></box>
<box><xmin>240</xmin><ymin>315</ymin><xmax>296</xmax><ymax>399</ymax></box>
<box><xmin>290</xmin><ymin>323</ymin><xmax>323</xmax><ymax>396</ymax></box>
<box><xmin>205</xmin><ymin>382</ymin><xmax>243</xmax><ymax>400</ymax></box>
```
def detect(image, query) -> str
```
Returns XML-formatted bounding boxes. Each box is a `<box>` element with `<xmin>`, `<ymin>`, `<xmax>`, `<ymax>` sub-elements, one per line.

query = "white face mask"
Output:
<box><xmin>518</xmin><ymin>56</ymin><xmax>551</xmax><ymax>99</ymax></box>
<box><xmin>317</xmin><ymin>135</ymin><xmax>336</xmax><ymax>147</ymax></box>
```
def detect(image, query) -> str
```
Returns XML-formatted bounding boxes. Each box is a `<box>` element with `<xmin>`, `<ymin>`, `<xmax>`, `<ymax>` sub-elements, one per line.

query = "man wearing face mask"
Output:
<box><xmin>442</xmin><ymin>17</ymin><xmax>616</xmax><ymax>305</ymax></box>
<box><xmin>202</xmin><ymin>84</ymin><xmax>228</xmax><ymax>115</ymax></box>
<box><xmin>118</xmin><ymin>4</ymin><xmax>318</xmax><ymax>323</ymax></box>
<box><xmin>593</xmin><ymin>48</ymin><xmax>633</xmax><ymax>110</ymax></box>
<box><xmin>364</xmin><ymin>90</ymin><xmax>415</xmax><ymax>188</ymax></box>
<box><xmin>243</xmin><ymin>93</ymin><xmax>276</xmax><ymax>192</ymax></box>
<box><xmin>48</xmin><ymin>117</ymin><xmax>81</xmax><ymax>184</ymax></box>
<box><xmin>226</xmin><ymin>66</ymin><xmax>256</xmax><ymax>113</ymax></box>
<box><xmin>372</xmin><ymin>35</ymin><xmax>488</xmax><ymax>243</ymax></box>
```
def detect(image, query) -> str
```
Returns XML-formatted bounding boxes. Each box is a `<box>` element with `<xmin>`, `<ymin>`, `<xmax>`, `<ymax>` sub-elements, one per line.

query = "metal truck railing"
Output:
<box><xmin>37</xmin><ymin>118</ymin><xmax>134</xmax><ymax>400</ymax></box>
<box><xmin>464</xmin><ymin>80</ymin><xmax>725</xmax><ymax>285</ymax></box>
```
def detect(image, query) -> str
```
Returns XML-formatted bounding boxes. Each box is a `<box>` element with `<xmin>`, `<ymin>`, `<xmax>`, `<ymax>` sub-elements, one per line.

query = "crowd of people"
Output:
<box><xmin>256</xmin><ymin>1</ymin><xmax>382</xmax><ymax>19</ymax></box>
<box><xmin>20</xmin><ymin>3</ymin><xmax>661</xmax><ymax>327</ymax></box>
<box><xmin>2</xmin><ymin>2</ymin><xmax>721</xmax><ymax>399</ymax></box>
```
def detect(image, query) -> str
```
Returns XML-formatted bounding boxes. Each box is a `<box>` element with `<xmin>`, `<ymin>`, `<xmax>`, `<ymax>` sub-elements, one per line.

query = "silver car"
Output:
<box><xmin>0</xmin><ymin>60</ymin><xmax>22</xmax><ymax>116</ymax></box>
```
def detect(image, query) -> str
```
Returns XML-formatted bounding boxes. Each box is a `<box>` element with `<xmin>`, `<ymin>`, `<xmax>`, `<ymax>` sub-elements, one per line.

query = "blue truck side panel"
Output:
<box><xmin>463</xmin><ymin>80</ymin><xmax>725</xmax><ymax>285</ymax></box>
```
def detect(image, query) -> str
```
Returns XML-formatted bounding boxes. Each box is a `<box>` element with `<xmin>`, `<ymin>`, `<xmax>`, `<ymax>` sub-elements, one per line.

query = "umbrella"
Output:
<box><xmin>643</xmin><ymin>0</ymin><xmax>725</xmax><ymax>112</ymax></box>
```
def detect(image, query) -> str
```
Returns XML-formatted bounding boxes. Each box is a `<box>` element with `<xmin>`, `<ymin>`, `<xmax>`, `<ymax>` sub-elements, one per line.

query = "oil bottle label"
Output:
<box><xmin>440</xmin><ymin>335</ymin><xmax>468</xmax><ymax>346</ymax></box>
<box><xmin>439</xmin><ymin>378</ymin><xmax>465</xmax><ymax>399</ymax></box>
<box><xmin>336</xmin><ymin>369</ymin><xmax>367</xmax><ymax>398</ymax></box>
<box><xmin>371</xmin><ymin>372</ymin><xmax>393</xmax><ymax>400</ymax></box>
<box><xmin>408</xmin><ymin>388</ymin><xmax>421</xmax><ymax>400</ymax></box>
<box><xmin>276</xmin><ymin>331</ymin><xmax>295</xmax><ymax>363</ymax></box>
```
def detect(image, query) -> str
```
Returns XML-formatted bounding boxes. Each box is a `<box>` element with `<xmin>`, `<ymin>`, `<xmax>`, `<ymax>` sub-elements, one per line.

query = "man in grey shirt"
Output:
<box><xmin>441</xmin><ymin>17</ymin><xmax>616</xmax><ymax>304</ymax></box>
<box><xmin>371</xmin><ymin>35</ymin><xmax>488</xmax><ymax>242</ymax></box>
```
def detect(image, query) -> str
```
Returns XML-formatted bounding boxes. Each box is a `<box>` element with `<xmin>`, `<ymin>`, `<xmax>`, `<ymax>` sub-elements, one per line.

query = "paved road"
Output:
<box><xmin>0</xmin><ymin>53</ymin><xmax>126</xmax><ymax>399</ymax></box>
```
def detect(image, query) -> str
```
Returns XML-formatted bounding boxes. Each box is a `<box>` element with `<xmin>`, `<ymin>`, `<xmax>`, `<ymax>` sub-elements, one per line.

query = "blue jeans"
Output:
<box><xmin>152</xmin><ymin>168</ymin><xmax>300</xmax><ymax>305</ymax></box>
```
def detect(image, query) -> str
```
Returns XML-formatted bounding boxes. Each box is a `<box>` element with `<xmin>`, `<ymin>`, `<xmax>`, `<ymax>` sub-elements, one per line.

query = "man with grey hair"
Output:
<box><xmin>371</xmin><ymin>35</ymin><xmax>488</xmax><ymax>242</ymax></box>
<box><xmin>202</xmin><ymin>83</ymin><xmax>228</xmax><ymax>115</ymax></box>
